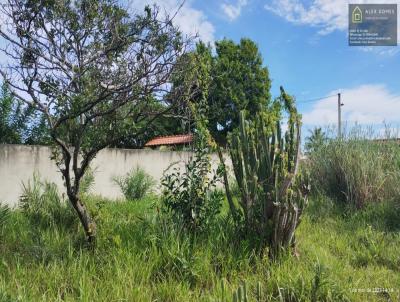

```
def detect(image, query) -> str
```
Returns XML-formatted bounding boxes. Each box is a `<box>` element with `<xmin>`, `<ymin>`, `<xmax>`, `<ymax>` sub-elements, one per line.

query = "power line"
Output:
<box><xmin>296</xmin><ymin>94</ymin><xmax>339</xmax><ymax>104</ymax></box>
<box><xmin>295</xmin><ymin>92</ymin><xmax>344</xmax><ymax>139</ymax></box>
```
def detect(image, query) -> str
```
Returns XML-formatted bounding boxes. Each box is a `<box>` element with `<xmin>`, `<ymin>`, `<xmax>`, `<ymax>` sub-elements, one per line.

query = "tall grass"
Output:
<box><xmin>19</xmin><ymin>172</ymin><xmax>76</xmax><ymax>229</ymax></box>
<box><xmin>307</xmin><ymin>127</ymin><xmax>400</xmax><ymax>208</ymax></box>
<box><xmin>1</xmin><ymin>193</ymin><xmax>400</xmax><ymax>301</ymax></box>
<box><xmin>0</xmin><ymin>203</ymin><xmax>9</xmax><ymax>230</ymax></box>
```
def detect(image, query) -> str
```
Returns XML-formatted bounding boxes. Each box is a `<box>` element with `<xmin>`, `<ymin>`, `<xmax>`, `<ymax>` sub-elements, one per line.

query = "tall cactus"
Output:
<box><xmin>229</xmin><ymin>87</ymin><xmax>310</xmax><ymax>257</ymax></box>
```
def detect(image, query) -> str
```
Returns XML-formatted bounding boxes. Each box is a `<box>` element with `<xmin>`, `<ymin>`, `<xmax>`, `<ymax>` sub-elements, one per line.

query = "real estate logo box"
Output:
<box><xmin>349</xmin><ymin>4</ymin><xmax>397</xmax><ymax>46</ymax></box>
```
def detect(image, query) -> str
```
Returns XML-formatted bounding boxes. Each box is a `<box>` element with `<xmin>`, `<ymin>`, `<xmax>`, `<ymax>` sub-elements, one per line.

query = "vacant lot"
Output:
<box><xmin>1</xmin><ymin>193</ymin><xmax>399</xmax><ymax>302</ymax></box>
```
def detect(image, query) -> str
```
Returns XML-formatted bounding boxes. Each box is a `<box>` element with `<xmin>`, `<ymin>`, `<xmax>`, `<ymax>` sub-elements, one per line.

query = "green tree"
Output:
<box><xmin>209</xmin><ymin>38</ymin><xmax>271</xmax><ymax>145</ymax></box>
<box><xmin>0</xmin><ymin>83</ymin><xmax>32</xmax><ymax>144</ymax></box>
<box><xmin>169</xmin><ymin>39</ymin><xmax>271</xmax><ymax>146</ymax></box>
<box><xmin>0</xmin><ymin>0</ymin><xmax>190</xmax><ymax>242</ymax></box>
<box><xmin>305</xmin><ymin>127</ymin><xmax>327</xmax><ymax>154</ymax></box>
<box><xmin>25</xmin><ymin>112</ymin><xmax>52</xmax><ymax>145</ymax></box>
<box><xmin>0</xmin><ymin>81</ymin><xmax>51</xmax><ymax>146</ymax></box>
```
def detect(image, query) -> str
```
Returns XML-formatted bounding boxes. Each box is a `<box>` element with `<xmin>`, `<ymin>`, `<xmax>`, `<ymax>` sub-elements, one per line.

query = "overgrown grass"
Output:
<box><xmin>1</xmin><ymin>193</ymin><xmax>399</xmax><ymax>301</ymax></box>
<box><xmin>19</xmin><ymin>173</ymin><xmax>77</xmax><ymax>230</ymax></box>
<box><xmin>307</xmin><ymin>129</ymin><xmax>400</xmax><ymax>208</ymax></box>
<box><xmin>0</xmin><ymin>203</ymin><xmax>9</xmax><ymax>236</ymax></box>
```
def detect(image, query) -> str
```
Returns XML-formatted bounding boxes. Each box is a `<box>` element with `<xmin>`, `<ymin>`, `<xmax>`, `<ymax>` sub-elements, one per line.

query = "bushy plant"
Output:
<box><xmin>307</xmin><ymin>128</ymin><xmax>400</xmax><ymax>208</ymax></box>
<box><xmin>113</xmin><ymin>167</ymin><xmax>156</xmax><ymax>201</ymax></box>
<box><xmin>161</xmin><ymin>132</ymin><xmax>223</xmax><ymax>232</ymax></box>
<box><xmin>19</xmin><ymin>173</ymin><xmax>76</xmax><ymax>229</ymax></box>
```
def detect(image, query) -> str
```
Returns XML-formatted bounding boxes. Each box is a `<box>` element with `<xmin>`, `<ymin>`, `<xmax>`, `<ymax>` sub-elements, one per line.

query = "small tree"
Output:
<box><xmin>0</xmin><ymin>0</ymin><xmax>191</xmax><ymax>242</ymax></box>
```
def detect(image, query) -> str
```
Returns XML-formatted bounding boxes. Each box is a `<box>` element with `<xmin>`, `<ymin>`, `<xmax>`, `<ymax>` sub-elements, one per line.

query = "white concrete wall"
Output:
<box><xmin>0</xmin><ymin>144</ymin><xmax>231</xmax><ymax>207</ymax></box>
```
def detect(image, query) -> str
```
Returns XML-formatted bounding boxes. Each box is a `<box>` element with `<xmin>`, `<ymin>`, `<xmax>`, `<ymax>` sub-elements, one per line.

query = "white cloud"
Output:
<box><xmin>264</xmin><ymin>0</ymin><xmax>347</xmax><ymax>34</ymax></box>
<box><xmin>264</xmin><ymin>0</ymin><xmax>400</xmax><ymax>38</ymax></box>
<box><xmin>302</xmin><ymin>84</ymin><xmax>400</xmax><ymax>126</ymax></box>
<box><xmin>221</xmin><ymin>0</ymin><xmax>248</xmax><ymax>21</ymax></box>
<box><xmin>128</xmin><ymin>0</ymin><xmax>215</xmax><ymax>43</ymax></box>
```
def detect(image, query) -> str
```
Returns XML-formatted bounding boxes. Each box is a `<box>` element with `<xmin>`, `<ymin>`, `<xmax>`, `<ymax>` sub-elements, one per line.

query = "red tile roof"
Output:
<box><xmin>145</xmin><ymin>134</ymin><xmax>193</xmax><ymax>147</ymax></box>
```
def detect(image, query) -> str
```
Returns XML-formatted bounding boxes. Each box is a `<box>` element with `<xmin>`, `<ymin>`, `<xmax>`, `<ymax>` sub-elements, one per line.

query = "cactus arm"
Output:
<box><xmin>278</xmin><ymin>119</ymin><xmax>301</xmax><ymax>201</ymax></box>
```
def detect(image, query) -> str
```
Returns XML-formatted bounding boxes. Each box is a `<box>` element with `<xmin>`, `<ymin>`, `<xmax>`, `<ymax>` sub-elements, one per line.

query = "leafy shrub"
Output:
<box><xmin>307</xmin><ymin>128</ymin><xmax>400</xmax><ymax>208</ymax></box>
<box><xmin>19</xmin><ymin>173</ymin><xmax>76</xmax><ymax>229</ymax></box>
<box><xmin>161</xmin><ymin>133</ymin><xmax>223</xmax><ymax>232</ymax></box>
<box><xmin>113</xmin><ymin>167</ymin><xmax>156</xmax><ymax>200</ymax></box>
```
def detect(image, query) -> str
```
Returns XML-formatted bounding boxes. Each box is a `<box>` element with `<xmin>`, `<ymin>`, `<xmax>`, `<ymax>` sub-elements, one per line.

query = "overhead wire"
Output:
<box><xmin>296</xmin><ymin>94</ymin><xmax>339</xmax><ymax>104</ymax></box>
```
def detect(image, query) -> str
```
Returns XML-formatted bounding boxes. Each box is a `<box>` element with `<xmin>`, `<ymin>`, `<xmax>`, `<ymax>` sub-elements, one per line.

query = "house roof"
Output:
<box><xmin>145</xmin><ymin>134</ymin><xmax>193</xmax><ymax>147</ymax></box>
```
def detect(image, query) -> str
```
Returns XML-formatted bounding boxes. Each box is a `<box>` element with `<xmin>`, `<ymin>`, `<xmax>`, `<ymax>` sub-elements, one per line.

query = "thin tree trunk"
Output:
<box><xmin>70</xmin><ymin>195</ymin><xmax>96</xmax><ymax>243</ymax></box>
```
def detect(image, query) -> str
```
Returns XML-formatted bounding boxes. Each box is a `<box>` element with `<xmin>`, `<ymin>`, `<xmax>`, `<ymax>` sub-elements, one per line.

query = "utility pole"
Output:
<box><xmin>338</xmin><ymin>93</ymin><xmax>343</xmax><ymax>138</ymax></box>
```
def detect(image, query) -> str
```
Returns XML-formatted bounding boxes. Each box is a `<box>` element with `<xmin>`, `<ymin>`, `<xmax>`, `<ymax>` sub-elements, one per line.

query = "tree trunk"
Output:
<box><xmin>70</xmin><ymin>195</ymin><xmax>96</xmax><ymax>243</ymax></box>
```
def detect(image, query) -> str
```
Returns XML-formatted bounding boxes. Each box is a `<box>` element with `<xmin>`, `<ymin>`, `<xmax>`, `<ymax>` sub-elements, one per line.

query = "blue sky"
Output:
<box><xmin>130</xmin><ymin>0</ymin><xmax>400</xmax><ymax>136</ymax></box>
<box><xmin>1</xmin><ymin>0</ymin><xmax>399</xmax><ymax>135</ymax></box>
